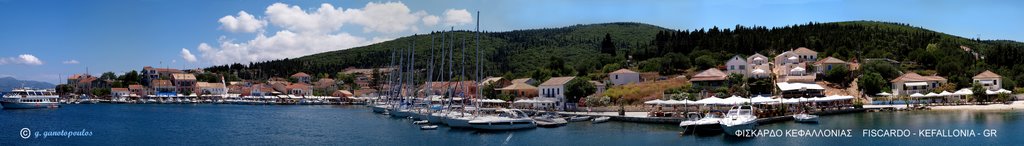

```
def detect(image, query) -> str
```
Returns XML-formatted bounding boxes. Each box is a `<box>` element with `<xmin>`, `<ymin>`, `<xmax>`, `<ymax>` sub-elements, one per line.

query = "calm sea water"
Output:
<box><xmin>2</xmin><ymin>104</ymin><xmax>1022</xmax><ymax>145</ymax></box>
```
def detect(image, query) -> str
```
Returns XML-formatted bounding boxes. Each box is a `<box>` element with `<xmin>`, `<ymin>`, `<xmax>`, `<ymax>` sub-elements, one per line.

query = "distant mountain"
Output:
<box><xmin>0</xmin><ymin>77</ymin><xmax>56</xmax><ymax>91</ymax></box>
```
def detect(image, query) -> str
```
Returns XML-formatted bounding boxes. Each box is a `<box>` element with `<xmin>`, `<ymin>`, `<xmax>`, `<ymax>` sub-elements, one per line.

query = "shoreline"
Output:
<box><xmin>929</xmin><ymin>101</ymin><xmax>1024</xmax><ymax>111</ymax></box>
<box><xmin>867</xmin><ymin>101</ymin><xmax>1024</xmax><ymax>111</ymax></box>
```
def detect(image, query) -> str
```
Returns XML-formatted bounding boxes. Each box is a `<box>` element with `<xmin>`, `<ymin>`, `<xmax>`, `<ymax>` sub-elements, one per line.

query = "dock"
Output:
<box><xmin>558</xmin><ymin>107</ymin><xmax>878</xmax><ymax>125</ymax></box>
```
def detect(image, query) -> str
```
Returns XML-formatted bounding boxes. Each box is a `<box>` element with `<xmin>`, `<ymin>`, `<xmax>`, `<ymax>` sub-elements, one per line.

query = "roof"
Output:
<box><xmin>540</xmin><ymin>76</ymin><xmax>575</xmax><ymax>86</ymax></box>
<box><xmin>793</xmin><ymin>47</ymin><xmax>817</xmax><ymax>55</ymax></box>
<box><xmin>689</xmin><ymin>68</ymin><xmax>727</xmax><ymax>81</ymax></box>
<box><xmin>610</xmin><ymin>69</ymin><xmax>638</xmax><ymax>74</ymax></box>
<box><xmin>973</xmin><ymin>70</ymin><xmax>1001</xmax><ymax>79</ymax></box>
<box><xmin>286</xmin><ymin>83</ymin><xmax>310</xmax><ymax>89</ymax></box>
<box><xmin>197</xmin><ymin>82</ymin><xmax>226</xmax><ymax>88</ymax></box>
<box><xmin>171</xmin><ymin>73</ymin><xmax>196</xmax><ymax>80</ymax></box>
<box><xmin>128</xmin><ymin>84</ymin><xmax>144</xmax><ymax>90</ymax></box>
<box><xmin>480</xmin><ymin>77</ymin><xmax>504</xmax><ymax>85</ymax></box>
<box><xmin>291</xmin><ymin>72</ymin><xmax>310</xmax><ymax>78</ymax></box>
<box><xmin>68</xmin><ymin>74</ymin><xmax>81</xmax><ymax>79</ymax></box>
<box><xmin>111</xmin><ymin>88</ymin><xmax>129</xmax><ymax>92</ymax></box>
<box><xmin>511</xmin><ymin>78</ymin><xmax>534</xmax><ymax>84</ymax></box>
<box><xmin>776</xmin><ymin>82</ymin><xmax>825</xmax><ymax>91</ymax></box>
<box><xmin>815</xmin><ymin>57</ymin><xmax>847</xmax><ymax>65</ymax></box>
<box><xmin>152</xmin><ymin>80</ymin><xmax>173</xmax><ymax>87</ymax></box>
<box><xmin>78</xmin><ymin>76</ymin><xmax>98</xmax><ymax>84</ymax></box>
<box><xmin>498</xmin><ymin>83</ymin><xmax>538</xmax><ymax>90</ymax></box>
<box><xmin>891</xmin><ymin>72</ymin><xmax>947</xmax><ymax>83</ymax></box>
<box><xmin>747</xmin><ymin>53</ymin><xmax>767</xmax><ymax>61</ymax></box>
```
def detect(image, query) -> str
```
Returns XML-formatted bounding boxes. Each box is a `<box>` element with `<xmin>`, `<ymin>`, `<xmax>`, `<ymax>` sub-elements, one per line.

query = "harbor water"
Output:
<box><xmin>2</xmin><ymin>104</ymin><xmax>1021</xmax><ymax>145</ymax></box>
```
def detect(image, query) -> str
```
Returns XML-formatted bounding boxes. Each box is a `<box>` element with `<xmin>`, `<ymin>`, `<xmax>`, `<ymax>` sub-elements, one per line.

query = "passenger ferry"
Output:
<box><xmin>1</xmin><ymin>88</ymin><xmax>60</xmax><ymax>109</ymax></box>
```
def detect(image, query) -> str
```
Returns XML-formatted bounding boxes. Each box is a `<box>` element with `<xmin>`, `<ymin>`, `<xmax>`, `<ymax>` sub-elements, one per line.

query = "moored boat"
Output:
<box><xmin>468</xmin><ymin>109</ymin><xmax>536</xmax><ymax>130</ymax></box>
<box><xmin>720</xmin><ymin>105</ymin><xmax>758</xmax><ymax>137</ymax></box>
<box><xmin>793</xmin><ymin>113</ymin><xmax>819</xmax><ymax>123</ymax></box>
<box><xmin>591</xmin><ymin>116</ymin><xmax>610</xmax><ymax>123</ymax></box>
<box><xmin>1</xmin><ymin>88</ymin><xmax>60</xmax><ymax>109</ymax></box>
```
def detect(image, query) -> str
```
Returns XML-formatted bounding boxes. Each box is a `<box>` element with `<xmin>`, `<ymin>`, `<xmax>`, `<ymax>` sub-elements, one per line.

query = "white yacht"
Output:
<box><xmin>720</xmin><ymin>105</ymin><xmax>758</xmax><ymax>136</ymax></box>
<box><xmin>443</xmin><ymin>111</ymin><xmax>475</xmax><ymax>128</ymax></box>
<box><xmin>680</xmin><ymin>111</ymin><xmax>724</xmax><ymax>133</ymax></box>
<box><xmin>468</xmin><ymin>109</ymin><xmax>537</xmax><ymax>130</ymax></box>
<box><xmin>793</xmin><ymin>113</ymin><xmax>819</xmax><ymax>123</ymax></box>
<box><xmin>1</xmin><ymin>88</ymin><xmax>60</xmax><ymax>109</ymax></box>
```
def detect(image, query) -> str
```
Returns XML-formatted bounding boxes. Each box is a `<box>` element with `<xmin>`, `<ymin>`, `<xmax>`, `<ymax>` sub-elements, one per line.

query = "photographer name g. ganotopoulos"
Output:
<box><xmin>19</xmin><ymin>128</ymin><xmax>93</xmax><ymax>139</ymax></box>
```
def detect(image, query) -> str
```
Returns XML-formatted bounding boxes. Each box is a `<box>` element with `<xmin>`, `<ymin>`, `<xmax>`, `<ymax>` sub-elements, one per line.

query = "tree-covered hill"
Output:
<box><xmin>204</xmin><ymin>21</ymin><xmax>1024</xmax><ymax>91</ymax></box>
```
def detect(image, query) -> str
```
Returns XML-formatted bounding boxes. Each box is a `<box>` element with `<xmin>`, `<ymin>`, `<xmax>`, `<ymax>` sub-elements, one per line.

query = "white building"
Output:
<box><xmin>746</xmin><ymin>53</ymin><xmax>770</xmax><ymax>78</ymax></box>
<box><xmin>539</xmin><ymin>76</ymin><xmax>575</xmax><ymax>110</ymax></box>
<box><xmin>608</xmin><ymin>69</ymin><xmax>640</xmax><ymax>86</ymax></box>
<box><xmin>973</xmin><ymin>70</ymin><xmax>1002</xmax><ymax>91</ymax></box>
<box><xmin>725</xmin><ymin>55</ymin><xmax>748</xmax><ymax>77</ymax></box>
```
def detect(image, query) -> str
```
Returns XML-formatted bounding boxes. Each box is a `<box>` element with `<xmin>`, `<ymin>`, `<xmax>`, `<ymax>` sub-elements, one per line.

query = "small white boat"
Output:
<box><xmin>680</xmin><ymin>112</ymin><xmax>724</xmax><ymax>134</ymax></box>
<box><xmin>469</xmin><ymin>109</ymin><xmax>537</xmax><ymax>130</ymax></box>
<box><xmin>591</xmin><ymin>116</ymin><xmax>611</xmax><ymax>123</ymax></box>
<box><xmin>413</xmin><ymin>120</ymin><xmax>429</xmax><ymax>124</ymax></box>
<box><xmin>533</xmin><ymin>114</ymin><xmax>568</xmax><ymax>128</ymax></box>
<box><xmin>567</xmin><ymin>116</ymin><xmax>591</xmax><ymax>122</ymax></box>
<box><xmin>793</xmin><ymin>113</ymin><xmax>819</xmax><ymax>123</ymax></box>
<box><xmin>420</xmin><ymin>125</ymin><xmax>438</xmax><ymax>130</ymax></box>
<box><xmin>720</xmin><ymin>105</ymin><xmax>758</xmax><ymax>137</ymax></box>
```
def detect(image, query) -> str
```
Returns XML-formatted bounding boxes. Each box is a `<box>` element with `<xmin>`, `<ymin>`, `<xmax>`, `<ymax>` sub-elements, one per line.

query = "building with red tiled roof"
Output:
<box><xmin>128</xmin><ymin>84</ymin><xmax>148</xmax><ymax>96</ymax></box>
<box><xmin>973</xmin><ymin>70</ymin><xmax>1003</xmax><ymax>91</ymax></box>
<box><xmin>891</xmin><ymin>72</ymin><xmax>947</xmax><ymax>95</ymax></box>
<box><xmin>291</xmin><ymin>72</ymin><xmax>311</xmax><ymax>83</ymax></box>
<box><xmin>690</xmin><ymin>68</ymin><xmax>728</xmax><ymax>89</ymax></box>
<box><xmin>538</xmin><ymin>76</ymin><xmax>575</xmax><ymax>109</ymax></box>
<box><xmin>286</xmin><ymin>83</ymin><xmax>312</xmax><ymax>96</ymax></box>
<box><xmin>609</xmin><ymin>69</ymin><xmax>640</xmax><ymax>86</ymax></box>
<box><xmin>814</xmin><ymin>56</ymin><xmax>849</xmax><ymax>74</ymax></box>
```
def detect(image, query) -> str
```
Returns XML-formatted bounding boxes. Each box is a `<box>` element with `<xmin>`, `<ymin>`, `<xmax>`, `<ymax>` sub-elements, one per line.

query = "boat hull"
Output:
<box><xmin>389</xmin><ymin>110</ymin><xmax>410</xmax><ymax>118</ymax></box>
<box><xmin>469</xmin><ymin>121</ymin><xmax>536</xmax><ymax>130</ymax></box>
<box><xmin>1</xmin><ymin>101</ymin><xmax>59</xmax><ymax>109</ymax></box>
<box><xmin>794</xmin><ymin>114</ymin><xmax>819</xmax><ymax>123</ymax></box>
<box><xmin>371</xmin><ymin>106</ymin><xmax>387</xmax><ymax>113</ymax></box>
<box><xmin>721</xmin><ymin>122</ymin><xmax>757</xmax><ymax>137</ymax></box>
<box><xmin>444</xmin><ymin>116</ymin><xmax>473</xmax><ymax>128</ymax></box>
<box><xmin>427</xmin><ymin>114</ymin><xmax>446</xmax><ymax>124</ymax></box>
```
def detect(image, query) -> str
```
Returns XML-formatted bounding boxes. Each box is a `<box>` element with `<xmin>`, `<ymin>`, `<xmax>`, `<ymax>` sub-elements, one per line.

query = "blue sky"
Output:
<box><xmin>0</xmin><ymin>0</ymin><xmax>1021</xmax><ymax>84</ymax></box>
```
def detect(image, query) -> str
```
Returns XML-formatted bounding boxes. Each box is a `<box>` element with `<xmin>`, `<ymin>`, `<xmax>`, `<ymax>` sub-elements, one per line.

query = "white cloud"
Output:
<box><xmin>346</xmin><ymin>2</ymin><xmax>426</xmax><ymax>33</ymax></box>
<box><xmin>265</xmin><ymin>3</ymin><xmax>349</xmax><ymax>34</ymax></box>
<box><xmin>196</xmin><ymin>2</ymin><xmax>457</xmax><ymax>65</ymax></box>
<box><xmin>444</xmin><ymin>9</ymin><xmax>473</xmax><ymax>26</ymax></box>
<box><xmin>218</xmin><ymin>11</ymin><xmax>266</xmax><ymax>33</ymax></box>
<box><xmin>196</xmin><ymin>31</ymin><xmax>389</xmax><ymax>65</ymax></box>
<box><xmin>0</xmin><ymin>54</ymin><xmax>43</xmax><ymax>65</ymax></box>
<box><xmin>62</xmin><ymin>60</ymin><xmax>79</xmax><ymax>64</ymax></box>
<box><xmin>180</xmin><ymin>48</ymin><xmax>198</xmax><ymax>63</ymax></box>
<box><xmin>422</xmin><ymin>15</ymin><xmax>440</xmax><ymax>26</ymax></box>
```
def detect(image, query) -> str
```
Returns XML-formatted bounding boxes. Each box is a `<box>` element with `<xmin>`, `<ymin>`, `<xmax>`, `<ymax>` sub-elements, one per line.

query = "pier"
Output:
<box><xmin>558</xmin><ymin>107</ymin><xmax>877</xmax><ymax>125</ymax></box>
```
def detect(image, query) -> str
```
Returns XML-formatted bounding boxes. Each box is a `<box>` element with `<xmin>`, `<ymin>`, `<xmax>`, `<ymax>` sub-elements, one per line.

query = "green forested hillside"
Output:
<box><xmin>204</xmin><ymin>21</ymin><xmax>1024</xmax><ymax>92</ymax></box>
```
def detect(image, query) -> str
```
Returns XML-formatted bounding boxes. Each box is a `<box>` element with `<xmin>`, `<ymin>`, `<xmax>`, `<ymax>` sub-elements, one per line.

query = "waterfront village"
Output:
<box><xmin>52</xmin><ymin>47</ymin><xmax>1018</xmax><ymax>129</ymax></box>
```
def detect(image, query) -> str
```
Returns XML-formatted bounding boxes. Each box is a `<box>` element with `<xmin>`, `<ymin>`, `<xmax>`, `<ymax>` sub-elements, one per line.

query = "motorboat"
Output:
<box><xmin>532</xmin><ymin>112</ymin><xmax>568</xmax><ymax>128</ymax></box>
<box><xmin>567</xmin><ymin>116</ymin><xmax>591</xmax><ymax>122</ymax></box>
<box><xmin>413</xmin><ymin>120</ymin><xmax>429</xmax><ymax>124</ymax></box>
<box><xmin>720</xmin><ymin>105</ymin><xmax>758</xmax><ymax>137</ymax></box>
<box><xmin>591</xmin><ymin>116</ymin><xmax>611</xmax><ymax>123</ymax></box>
<box><xmin>680</xmin><ymin>111</ymin><xmax>724</xmax><ymax>134</ymax></box>
<box><xmin>1</xmin><ymin>88</ymin><xmax>60</xmax><ymax>109</ymax></box>
<box><xmin>469</xmin><ymin>109</ymin><xmax>537</xmax><ymax>130</ymax></box>
<box><xmin>793</xmin><ymin>113</ymin><xmax>819</xmax><ymax>123</ymax></box>
<box><xmin>420</xmin><ymin>125</ymin><xmax>438</xmax><ymax>130</ymax></box>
